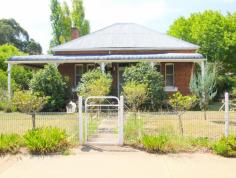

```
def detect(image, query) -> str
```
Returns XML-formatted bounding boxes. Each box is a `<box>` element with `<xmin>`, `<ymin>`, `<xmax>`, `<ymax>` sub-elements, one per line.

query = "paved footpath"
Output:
<box><xmin>0</xmin><ymin>146</ymin><xmax>236</xmax><ymax>178</ymax></box>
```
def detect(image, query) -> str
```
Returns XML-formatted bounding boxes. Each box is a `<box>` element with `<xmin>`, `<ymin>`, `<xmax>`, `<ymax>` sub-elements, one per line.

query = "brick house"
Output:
<box><xmin>7</xmin><ymin>23</ymin><xmax>205</xmax><ymax>97</ymax></box>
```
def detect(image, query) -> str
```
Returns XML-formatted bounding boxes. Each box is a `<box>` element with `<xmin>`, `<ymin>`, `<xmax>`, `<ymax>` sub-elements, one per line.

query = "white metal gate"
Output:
<box><xmin>78</xmin><ymin>96</ymin><xmax>124</xmax><ymax>145</ymax></box>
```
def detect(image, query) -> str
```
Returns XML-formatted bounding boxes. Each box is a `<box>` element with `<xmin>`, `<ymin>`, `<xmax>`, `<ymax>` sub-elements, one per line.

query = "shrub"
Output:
<box><xmin>24</xmin><ymin>127</ymin><xmax>70</xmax><ymax>154</ymax></box>
<box><xmin>12</xmin><ymin>90</ymin><xmax>48</xmax><ymax>113</ymax></box>
<box><xmin>123</xmin><ymin>62</ymin><xmax>165</xmax><ymax>110</ymax></box>
<box><xmin>169</xmin><ymin>92</ymin><xmax>197</xmax><ymax>111</ymax></box>
<box><xmin>212</xmin><ymin>135</ymin><xmax>236</xmax><ymax>157</ymax></box>
<box><xmin>77</xmin><ymin>69</ymin><xmax>112</xmax><ymax>97</ymax></box>
<box><xmin>0</xmin><ymin>70</ymin><xmax>16</xmax><ymax>91</ymax></box>
<box><xmin>141</xmin><ymin>134</ymin><xmax>168</xmax><ymax>153</ymax></box>
<box><xmin>30</xmin><ymin>64</ymin><xmax>70</xmax><ymax>111</ymax></box>
<box><xmin>141</xmin><ymin>134</ymin><xmax>210</xmax><ymax>153</ymax></box>
<box><xmin>123</xmin><ymin>82</ymin><xmax>148</xmax><ymax>112</ymax></box>
<box><xmin>11</xmin><ymin>65</ymin><xmax>33</xmax><ymax>90</ymax></box>
<box><xmin>0</xmin><ymin>134</ymin><xmax>23</xmax><ymax>155</ymax></box>
<box><xmin>190</xmin><ymin>62</ymin><xmax>218</xmax><ymax>112</ymax></box>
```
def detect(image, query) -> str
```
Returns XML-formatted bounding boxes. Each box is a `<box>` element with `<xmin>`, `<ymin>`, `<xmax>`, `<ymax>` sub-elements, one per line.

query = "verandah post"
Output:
<box><xmin>225</xmin><ymin>92</ymin><xmax>229</xmax><ymax>137</ymax></box>
<box><xmin>78</xmin><ymin>96</ymin><xmax>83</xmax><ymax>144</ymax></box>
<box><xmin>7</xmin><ymin>63</ymin><xmax>11</xmax><ymax>100</ymax></box>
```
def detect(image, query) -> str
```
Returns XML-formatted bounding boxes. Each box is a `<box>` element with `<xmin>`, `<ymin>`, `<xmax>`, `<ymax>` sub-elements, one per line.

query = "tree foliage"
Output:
<box><xmin>0</xmin><ymin>19</ymin><xmax>42</xmax><ymax>54</ymax></box>
<box><xmin>30</xmin><ymin>64</ymin><xmax>70</xmax><ymax>111</ymax></box>
<box><xmin>12</xmin><ymin>90</ymin><xmax>48</xmax><ymax>113</ymax></box>
<box><xmin>77</xmin><ymin>69</ymin><xmax>112</xmax><ymax>97</ymax></box>
<box><xmin>71</xmin><ymin>0</ymin><xmax>90</xmax><ymax>36</ymax></box>
<box><xmin>0</xmin><ymin>44</ymin><xmax>33</xmax><ymax>90</ymax></box>
<box><xmin>123</xmin><ymin>81</ymin><xmax>148</xmax><ymax>112</ymax></box>
<box><xmin>169</xmin><ymin>92</ymin><xmax>197</xmax><ymax>111</ymax></box>
<box><xmin>11</xmin><ymin>66</ymin><xmax>33</xmax><ymax>90</ymax></box>
<box><xmin>168</xmin><ymin>10</ymin><xmax>236</xmax><ymax>73</ymax></box>
<box><xmin>190</xmin><ymin>63</ymin><xmax>218</xmax><ymax>111</ymax></box>
<box><xmin>50</xmin><ymin>0</ymin><xmax>90</xmax><ymax>47</ymax></box>
<box><xmin>123</xmin><ymin>62</ymin><xmax>165</xmax><ymax>110</ymax></box>
<box><xmin>0</xmin><ymin>44</ymin><xmax>25</xmax><ymax>71</ymax></box>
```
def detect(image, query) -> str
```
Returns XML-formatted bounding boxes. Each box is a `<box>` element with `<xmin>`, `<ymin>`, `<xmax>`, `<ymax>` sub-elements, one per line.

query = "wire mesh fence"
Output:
<box><xmin>124</xmin><ymin>111</ymin><xmax>236</xmax><ymax>144</ymax></box>
<box><xmin>1</xmin><ymin>111</ymin><xmax>236</xmax><ymax>145</ymax></box>
<box><xmin>0</xmin><ymin>112</ymin><xmax>79</xmax><ymax>143</ymax></box>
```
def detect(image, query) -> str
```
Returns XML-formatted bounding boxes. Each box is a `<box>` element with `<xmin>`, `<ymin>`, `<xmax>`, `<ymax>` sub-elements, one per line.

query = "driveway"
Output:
<box><xmin>0</xmin><ymin>146</ymin><xmax>236</xmax><ymax>178</ymax></box>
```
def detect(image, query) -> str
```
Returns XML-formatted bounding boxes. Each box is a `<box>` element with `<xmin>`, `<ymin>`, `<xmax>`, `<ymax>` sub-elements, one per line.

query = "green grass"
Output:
<box><xmin>0</xmin><ymin>134</ymin><xmax>23</xmax><ymax>155</ymax></box>
<box><xmin>124</xmin><ymin>111</ymin><xmax>236</xmax><ymax>144</ymax></box>
<box><xmin>141</xmin><ymin>134</ymin><xmax>211</xmax><ymax>153</ymax></box>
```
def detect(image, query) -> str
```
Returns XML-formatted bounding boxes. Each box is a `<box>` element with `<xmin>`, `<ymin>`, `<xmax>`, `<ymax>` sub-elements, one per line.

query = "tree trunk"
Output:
<box><xmin>178</xmin><ymin>114</ymin><xmax>184</xmax><ymax>136</ymax></box>
<box><xmin>204</xmin><ymin>110</ymin><xmax>207</xmax><ymax>120</ymax></box>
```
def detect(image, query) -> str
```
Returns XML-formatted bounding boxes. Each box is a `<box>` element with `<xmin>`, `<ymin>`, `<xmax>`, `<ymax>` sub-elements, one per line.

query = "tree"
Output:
<box><xmin>123</xmin><ymin>62</ymin><xmax>165</xmax><ymax>110</ymax></box>
<box><xmin>71</xmin><ymin>0</ymin><xmax>90</xmax><ymax>36</ymax></box>
<box><xmin>0</xmin><ymin>44</ymin><xmax>33</xmax><ymax>90</ymax></box>
<box><xmin>168</xmin><ymin>10</ymin><xmax>236</xmax><ymax>74</ymax></box>
<box><xmin>30</xmin><ymin>64</ymin><xmax>70</xmax><ymax>111</ymax></box>
<box><xmin>77</xmin><ymin>69</ymin><xmax>112</xmax><ymax>97</ymax></box>
<box><xmin>50</xmin><ymin>0</ymin><xmax>63</xmax><ymax>47</ymax></box>
<box><xmin>0</xmin><ymin>44</ymin><xmax>25</xmax><ymax>71</ymax></box>
<box><xmin>12</xmin><ymin>90</ymin><xmax>48</xmax><ymax>113</ymax></box>
<box><xmin>0</xmin><ymin>19</ymin><xmax>42</xmax><ymax>54</ymax></box>
<box><xmin>169</xmin><ymin>92</ymin><xmax>197</xmax><ymax>135</ymax></box>
<box><xmin>50</xmin><ymin>0</ymin><xmax>90</xmax><ymax>48</ymax></box>
<box><xmin>11</xmin><ymin>66</ymin><xmax>33</xmax><ymax>90</ymax></box>
<box><xmin>0</xmin><ymin>70</ymin><xmax>16</xmax><ymax>91</ymax></box>
<box><xmin>123</xmin><ymin>81</ymin><xmax>148</xmax><ymax>112</ymax></box>
<box><xmin>190</xmin><ymin>63</ymin><xmax>218</xmax><ymax>119</ymax></box>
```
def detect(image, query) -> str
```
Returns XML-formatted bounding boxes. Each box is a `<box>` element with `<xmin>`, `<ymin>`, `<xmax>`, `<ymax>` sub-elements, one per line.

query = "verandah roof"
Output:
<box><xmin>8</xmin><ymin>53</ymin><xmax>205</xmax><ymax>64</ymax></box>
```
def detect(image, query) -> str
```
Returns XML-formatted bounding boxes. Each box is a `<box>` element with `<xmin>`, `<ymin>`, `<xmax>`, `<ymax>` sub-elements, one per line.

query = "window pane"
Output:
<box><xmin>76</xmin><ymin>65</ymin><xmax>83</xmax><ymax>85</ymax></box>
<box><xmin>76</xmin><ymin>65</ymin><xmax>83</xmax><ymax>75</ymax></box>
<box><xmin>166</xmin><ymin>65</ymin><xmax>173</xmax><ymax>74</ymax></box>
<box><xmin>166</xmin><ymin>75</ymin><xmax>173</xmax><ymax>86</ymax></box>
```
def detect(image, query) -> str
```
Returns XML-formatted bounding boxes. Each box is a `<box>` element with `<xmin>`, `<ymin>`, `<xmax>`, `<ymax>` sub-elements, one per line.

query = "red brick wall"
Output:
<box><xmin>58</xmin><ymin>63</ymin><xmax>75</xmax><ymax>87</ymax></box>
<box><xmin>161</xmin><ymin>62</ymin><xmax>195</xmax><ymax>95</ymax></box>
<box><xmin>58</xmin><ymin>62</ymin><xmax>195</xmax><ymax>96</ymax></box>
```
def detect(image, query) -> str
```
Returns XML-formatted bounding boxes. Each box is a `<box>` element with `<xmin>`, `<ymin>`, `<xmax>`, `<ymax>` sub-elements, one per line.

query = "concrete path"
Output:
<box><xmin>0</xmin><ymin>146</ymin><xmax>236</xmax><ymax>178</ymax></box>
<box><xmin>88</xmin><ymin>116</ymin><xmax>118</xmax><ymax>144</ymax></box>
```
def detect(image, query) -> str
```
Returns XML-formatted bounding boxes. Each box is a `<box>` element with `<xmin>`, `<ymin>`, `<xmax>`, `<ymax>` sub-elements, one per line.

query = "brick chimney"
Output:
<box><xmin>71</xmin><ymin>27</ymin><xmax>79</xmax><ymax>40</ymax></box>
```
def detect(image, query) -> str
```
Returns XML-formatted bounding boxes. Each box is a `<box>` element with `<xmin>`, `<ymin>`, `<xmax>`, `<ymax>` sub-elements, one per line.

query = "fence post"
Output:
<box><xmin>118</xmin><ymin>95</ymin><xmax>124</xmax><ymax>145</ymax></box>
<box><xmin>225</xmin><ymin>92</ymin><xmax>229</xmax><ymax>137</ymax></box>
<box><xmin>32</xmin><ymin>111</ymin><xmax>36</xmax><ymax>129</ymax></box>
<box><xmin>78</xmin><ymin>96</ymin><xmax>83</xmax><ymax>144</ymax></box>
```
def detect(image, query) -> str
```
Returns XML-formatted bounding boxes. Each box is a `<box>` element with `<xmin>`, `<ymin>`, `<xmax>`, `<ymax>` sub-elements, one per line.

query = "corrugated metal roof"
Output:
<box><xmin>52</xmin><ymin>23</ymin><xmax>199</xmax><ymax>52</ymax></box>
<box><xmin>8</xmin><ymin>53</ymin><xmax>204</xmax><ymax>63</ymax></box>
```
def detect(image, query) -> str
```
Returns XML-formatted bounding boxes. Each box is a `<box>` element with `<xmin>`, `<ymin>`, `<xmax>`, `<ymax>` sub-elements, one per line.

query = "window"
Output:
<box><xmin>87</xmin><ymin>64</ymin><xmax>95</xmax><ymax>71</ymax></box>
<box><xmin>165</xmin><ymin>64</ymin><xmax>174</xmax><ymax>86</ymax></box>
<box><xmin>75</xmin><ymin>64</ymin><xmax>83</xmax><ymax>86</ymax></box>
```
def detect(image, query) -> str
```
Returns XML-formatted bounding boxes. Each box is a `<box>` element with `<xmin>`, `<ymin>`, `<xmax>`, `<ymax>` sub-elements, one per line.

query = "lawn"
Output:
<box><xmin>0</xmin><ymin>112</ymin><xmax>79</xmax><ymax>143</ymax></box>
<box><xmin>124</xmin><ymin>111</ymin><xmax>236</xmax><ymax>144</ymax></box>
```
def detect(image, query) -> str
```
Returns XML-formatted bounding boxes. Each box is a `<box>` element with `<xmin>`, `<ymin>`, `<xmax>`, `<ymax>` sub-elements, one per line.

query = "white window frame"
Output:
<box><xmin>165</xmin><ymin>63</ymin><xmax>174</xmax><ymax>87</ymax></box>
<box><xmin>87</xmin><ymin>64</ymin><xmax>95</xmax><ymax>71</ymax></box>
<box><xmin>75</xmin><ymin>64</ymin><xmax>84</xmax><ymax>86</ymax></box>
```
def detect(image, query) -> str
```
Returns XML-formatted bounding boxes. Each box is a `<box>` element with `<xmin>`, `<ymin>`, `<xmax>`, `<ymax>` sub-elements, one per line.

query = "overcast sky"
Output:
<box><xmin>0</xmin><ymin>0</ymin><xmax>236</xmax><ymax>53</ymax></box>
